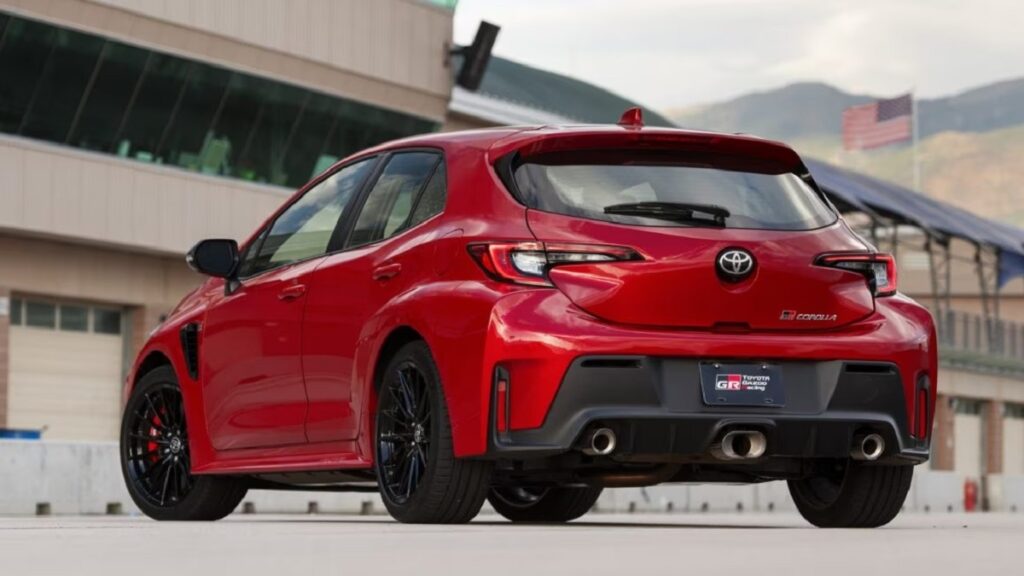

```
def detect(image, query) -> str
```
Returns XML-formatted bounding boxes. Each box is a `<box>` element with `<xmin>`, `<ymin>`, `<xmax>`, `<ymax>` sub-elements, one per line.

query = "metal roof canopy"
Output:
<box><xmin>806</xmin><ymin>159</ymin><xmax>1024</xmax><ymax>287</ymax></box>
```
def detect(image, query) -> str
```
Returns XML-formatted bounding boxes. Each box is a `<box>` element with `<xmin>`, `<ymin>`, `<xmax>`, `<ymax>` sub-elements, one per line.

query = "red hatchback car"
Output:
<box><xmin>120</xmin><ymin>112</ymin><xmax>936</xmax><ymax>527</ymax></box>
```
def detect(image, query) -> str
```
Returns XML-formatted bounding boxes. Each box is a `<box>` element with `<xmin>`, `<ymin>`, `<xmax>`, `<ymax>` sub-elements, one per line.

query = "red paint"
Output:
<box><xmin>123</xmin><ymin>123</ymin><xmax>936</xmax><ymax>475</ymax></box>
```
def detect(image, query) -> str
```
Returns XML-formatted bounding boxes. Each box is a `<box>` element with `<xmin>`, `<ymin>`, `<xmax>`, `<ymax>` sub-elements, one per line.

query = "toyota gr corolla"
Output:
<box><xmin>120</xmin><ymin>111</ymin><xmax>936</xmax><ymax>527</ymax></box>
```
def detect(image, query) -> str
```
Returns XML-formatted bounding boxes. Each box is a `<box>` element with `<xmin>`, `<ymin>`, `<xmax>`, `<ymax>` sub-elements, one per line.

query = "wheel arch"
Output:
<box><xmin>372</xmin><ymin>325</ymin><xmax>428</xmax><ymax>392</ymax></box>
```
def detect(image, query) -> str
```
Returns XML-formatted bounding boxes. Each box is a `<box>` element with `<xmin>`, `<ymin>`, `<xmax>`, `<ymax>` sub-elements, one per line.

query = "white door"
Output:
<box><xmin>1004</xmin><ymin>413</ymin><xmax>1024</xmax><ymax>476</ymax></box>
<box><xmin>8</xmin><ymin>299</ymin><xmax>125</xmax><ymax>441</ymax></box>
<box><xmin>954</xmin><ymin>412</ymin><xmax>983</xmax><ymax>479</ymax></box>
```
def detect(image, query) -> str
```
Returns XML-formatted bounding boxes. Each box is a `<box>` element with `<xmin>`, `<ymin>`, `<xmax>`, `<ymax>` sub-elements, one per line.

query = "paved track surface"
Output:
<box><xmin>0</xmin><ymin>512</ymin><xmax>1018</xmax><ymax>575</ymax></box>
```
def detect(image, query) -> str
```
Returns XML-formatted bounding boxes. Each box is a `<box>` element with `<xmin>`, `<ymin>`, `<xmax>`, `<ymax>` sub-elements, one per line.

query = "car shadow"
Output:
<box><xmin>229</xmin><ymin>516</ymin><xmax>798</xmax><ymax>530</ymax></box>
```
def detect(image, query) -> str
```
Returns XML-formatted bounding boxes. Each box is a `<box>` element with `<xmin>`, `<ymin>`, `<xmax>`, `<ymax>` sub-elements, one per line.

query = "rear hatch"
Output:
<box><xmin>505</xmin><ymin>136</ymin><xmax>876</xmax><ymax>331</ymax></box>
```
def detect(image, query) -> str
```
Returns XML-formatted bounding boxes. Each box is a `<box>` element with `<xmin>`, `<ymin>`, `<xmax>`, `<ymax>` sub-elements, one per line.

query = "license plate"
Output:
<box><xmin>699</xmin><ymin>363</ymin><xmax>785</xmax><ymax>407</ymax></box>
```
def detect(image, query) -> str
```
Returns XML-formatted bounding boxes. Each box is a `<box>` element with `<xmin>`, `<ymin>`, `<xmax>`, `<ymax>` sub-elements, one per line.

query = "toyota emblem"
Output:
<box><xmin>717</xmin><ymin>248</ymin><xmax>755</xmax><ymax>280</ymax></box>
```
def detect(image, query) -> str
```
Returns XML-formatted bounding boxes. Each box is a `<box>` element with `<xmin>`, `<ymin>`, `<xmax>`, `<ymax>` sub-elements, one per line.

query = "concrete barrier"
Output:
<box><xmin>2</xmin><ymin>440</ymin><xmax>1020</xmax><ymax>516</ymax></box>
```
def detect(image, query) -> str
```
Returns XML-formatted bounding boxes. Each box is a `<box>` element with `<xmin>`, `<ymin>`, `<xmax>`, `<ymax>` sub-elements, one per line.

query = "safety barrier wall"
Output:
<box><xmin>3</xmin><ymin>441</ymin><xmax>1022</xmax><ymax>517</ymax></box>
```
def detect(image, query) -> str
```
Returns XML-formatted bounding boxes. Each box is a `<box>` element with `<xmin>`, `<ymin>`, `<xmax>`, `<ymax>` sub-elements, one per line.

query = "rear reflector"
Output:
<box><xmin>817</xmin><ymin>252</ymin><xmax>898</xmax><ymax>296</ymax></box>
<box><xmin>468</xmin><ymin>241</ymin><xmax>641</xmax><ymax>287</ymax></box>
<box><xmin>496</xmin><ymin>378</ymin><xmax>509</xmax><ymax>433</ymax></box>
<box><xmin>915</xmin><ymin>386</ymin><xmax>929</xmax><ymax>439</ymax></box>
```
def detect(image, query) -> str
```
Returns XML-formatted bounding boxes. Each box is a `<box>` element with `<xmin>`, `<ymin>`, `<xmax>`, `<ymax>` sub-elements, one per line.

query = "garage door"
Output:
<box><xmin>1005</xmin><ymin>405</ymin><xmax>1024</xmax><ymax>476</ymax></box>
<box><xmin>953</xmin><ymin>399</ymin><xmax>984</xmax><ymax>479</ymax></box>
<box><xmin>7</xmin><ymin>298</ymin><xmax>125</xmax><ymax>441</ymax></box>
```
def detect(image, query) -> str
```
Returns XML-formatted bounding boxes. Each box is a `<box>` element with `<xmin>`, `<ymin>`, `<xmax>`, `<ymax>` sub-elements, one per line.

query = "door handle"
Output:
<box><xmin>372</xmin><ymin>263</ymin><xmax>402</xmax><ymax>281</ymax></box>
<box><xmin>278</xmin><ymin>284</ymin><xmax>307</xmax><ymax>301</ymax></box>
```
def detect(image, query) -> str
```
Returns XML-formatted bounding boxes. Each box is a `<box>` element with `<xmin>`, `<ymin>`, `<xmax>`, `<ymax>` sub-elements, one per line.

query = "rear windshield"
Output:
<box><xmin>511</xmin><ymin>152</ymin><xmax>837</xmax><ymax>231</ymax></box>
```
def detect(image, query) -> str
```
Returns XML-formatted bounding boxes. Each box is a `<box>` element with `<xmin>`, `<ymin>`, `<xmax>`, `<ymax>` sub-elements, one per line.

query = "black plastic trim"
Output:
<box><xmin>178</xmin><ymin>323</ymin><xmax>200</xmax><ymax>380</ymax></box>
<box><xmin>487</xmin><ymin>356</ymin><xmax>929</xmax><ymax>464</ymax></box>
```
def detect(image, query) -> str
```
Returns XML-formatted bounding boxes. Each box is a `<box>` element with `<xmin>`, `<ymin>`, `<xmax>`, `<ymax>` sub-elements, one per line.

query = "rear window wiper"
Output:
<box><xmin>603</xmin><ymin>201</ymin><xmax>731</xmax><ymax>226</ymax></box>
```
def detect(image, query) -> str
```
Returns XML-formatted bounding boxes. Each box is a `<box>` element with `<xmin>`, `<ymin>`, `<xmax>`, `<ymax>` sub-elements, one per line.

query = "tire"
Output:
<box><xmin>120</xmin><ymin>366</ymin><xmax>247</xmax><ymax>521</ymax></box>
<box><xmin>788</xmin><ymin>460</ymin><xmax>914</xmax><ymax>528</ymax></box>
<box><xmin>489</xmin><ymin>486</ymin><xmax>603</xmax><ymax>523</ymax></box>
<box><xmin>375</xmin><ymin>341</ymin><xmax>492</xmax><ymax>523</ymax></box>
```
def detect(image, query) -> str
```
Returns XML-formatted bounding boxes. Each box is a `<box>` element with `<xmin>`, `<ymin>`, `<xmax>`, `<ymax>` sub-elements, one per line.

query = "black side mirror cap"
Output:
<box><xmin>186</xmin><ymin>239</ymin><xmax>239</xmax><ymax>278</ymax></box>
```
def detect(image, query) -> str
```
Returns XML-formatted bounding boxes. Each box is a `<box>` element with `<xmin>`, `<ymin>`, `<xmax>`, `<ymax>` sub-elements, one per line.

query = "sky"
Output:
<box><xmin>453</xmin><ymin>0</ymin><xmax>1024</xmax><ymax>112</ymax></box>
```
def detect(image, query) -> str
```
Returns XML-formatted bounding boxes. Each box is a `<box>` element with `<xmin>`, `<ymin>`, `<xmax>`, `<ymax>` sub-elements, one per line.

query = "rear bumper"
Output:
<box><xmin>488</xmin><ymin>356</ymin><xmax>931</xmax><ymax>464</ymax></box>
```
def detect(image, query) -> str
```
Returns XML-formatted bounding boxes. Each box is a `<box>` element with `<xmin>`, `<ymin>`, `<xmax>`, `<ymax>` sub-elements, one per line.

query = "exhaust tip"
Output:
<box><xmin>582</xmin><ymin>427</ymin><xmax>617</xmax><ymax>456</ymax></box>
<box><xmin>712</xmin><ymin>430</ymin><xmax>767</xmax><ymax>460</ymax></box>
<box><xmin>851</xmin><ymin>432</ymin><xmax>885</xmax><ymax>461</ymax></box>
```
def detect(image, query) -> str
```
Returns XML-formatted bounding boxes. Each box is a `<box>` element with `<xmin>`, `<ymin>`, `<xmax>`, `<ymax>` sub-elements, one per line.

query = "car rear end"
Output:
<box><xmin>465</xmin><ymin>127</ymin><xmax>936</xmax><ymax>497</ymax></box>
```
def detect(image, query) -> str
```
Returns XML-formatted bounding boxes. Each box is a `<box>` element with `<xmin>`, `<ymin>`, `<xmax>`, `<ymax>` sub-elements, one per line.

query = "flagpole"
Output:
<box><xmin>911</xmin><ymin>88</ymin><xmax>920</xmax><ymax>190</ymax></box>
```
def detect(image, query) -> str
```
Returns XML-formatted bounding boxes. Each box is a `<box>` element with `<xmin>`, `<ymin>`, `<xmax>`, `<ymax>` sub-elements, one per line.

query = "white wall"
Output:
<box><xmin>86</xmin><ymin>0</ymin><xmax>453</xmax><ymax>98</ymax></box>
<box><xmin>4</xmin><ymin>441</ymin><xmax>1022</xmax><ymax>517</ymax></box>
<box><xmin>1006</xmin><ymin>418</ymin><xmax>1024</xmax><ymax>476</ymax></box>
<box><xmin>954</xmin><ymin>413</ymin><xmax>983</xmax><ymax>479</ymax></box>
<box><xmin>0</xmin><ymin>135</ymin><xmax>288</xmax><ymax>255</ymax></box>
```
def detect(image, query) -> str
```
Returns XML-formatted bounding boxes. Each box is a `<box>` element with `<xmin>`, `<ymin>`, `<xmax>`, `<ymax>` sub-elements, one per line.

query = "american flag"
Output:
<box><xmin>842</xmin><ymin>94</ymin><xmax>914</xmax><ymax>150</ymax></box>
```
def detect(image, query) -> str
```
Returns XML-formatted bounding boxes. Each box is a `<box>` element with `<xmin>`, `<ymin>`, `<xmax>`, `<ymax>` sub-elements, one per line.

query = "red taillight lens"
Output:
<box><xmin>817</xmin><ymin>252</ymin><xmax>898</xmax><ymax>296</ymax></box>
<box><xmin>468</xmin><ymin>241</ymin><xmax>641</xmax><ymax>286</ymax></box>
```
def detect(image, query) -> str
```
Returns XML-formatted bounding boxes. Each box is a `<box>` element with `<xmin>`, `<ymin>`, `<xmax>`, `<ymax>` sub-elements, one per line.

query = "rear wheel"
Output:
<box><xmin>375</xmin><ymin>341</ymin><xmax>492</xmax><ymax>523</ymax></box>
<box><xmin>788</xmin><ymin>460</ymin><xmax>913</xmax><ymax>528</ymax></box>
<box><xmin>489</xmin><ymin>485</ymin><xmax>603</xmax><ymax>523</ymax></box>
<box><xmin>120</xmin><ymin>366</ymin><xmax>247</xmax><ymax>521</ymax></box>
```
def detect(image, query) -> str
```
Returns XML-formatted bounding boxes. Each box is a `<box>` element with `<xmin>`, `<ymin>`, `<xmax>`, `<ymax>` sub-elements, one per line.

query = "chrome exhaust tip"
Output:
<box><xmin>582</xmin><ymin>427</ymin><xmax>617</xmax><ymax>456</ymax></box>
<box><xmin>851</xmin><ymin>433</ymin><xmax>885</xmax><ymax>461</ymax></box>
<box><xmin>711</xmin><ymin>430</ymin><xmax>767</xmax><ymax>460</ymax></box>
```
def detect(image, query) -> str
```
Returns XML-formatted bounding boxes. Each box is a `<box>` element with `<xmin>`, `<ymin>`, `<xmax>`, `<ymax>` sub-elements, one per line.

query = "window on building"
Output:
<box><xmin>0</xmin><ymin>17</ymin><xmax>55</xmax><ymax>133</ymax></box>
<box><xmin>59</xmin><ymin>305</ymin><xmax>89</xmax><ymax>332</ymax></box>
<box><xmin>0</xmin><ymin>12</ymin><xmax>436</xmax><ymax>189</ymax></box>
<box><xmin>19</xmin><ymin>28</ymin><xmax>104</xmax><ymax>142</ymax></box>
<box><xmin>25</xmin><ymin>301</ymin><xmax>56</xmax><ymax>329</ymax></box>
<box><xmin>118</xmin><ymin>53</ymin><xmax>192</xmax><ymax>163</ymax></box>
<box><xmin>348</xmin><ymin>153</ymin><xmax>442</xmax><ymax>248</ymax></box>
<box><xmin>9</xmin><ymin>297</ymin><xmax>22</xmax><ymax>325</ymax></box>
<box><xmin>250</xmin><ymin>159</ymin><xmax>374</xmax><ymax>274</ymax></box>
<box><xmin>1006</xmin><ymin>404</ymin><xmax>1024</xmax><ymax>419</ymax></box>
<box><xmin>92</xmin><ymin>308</ymin><xmax>122</xmax><ymax>335</ymax></box>
<box><xmin>67</xmin><ymin>41</ymin><xmax>148</xmax><ymax>152</ymax></box>
<box><xmin>954</xmin><ymin>399</ymin><xmax>984</xmax><ymax>415</ymax></box>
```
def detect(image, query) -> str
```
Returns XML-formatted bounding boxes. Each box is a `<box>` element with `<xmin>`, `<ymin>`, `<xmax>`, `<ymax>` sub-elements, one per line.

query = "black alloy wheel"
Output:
<box><xmin>788</xmin><ymin>459</ymin><xmax>913</xmax><ymax>528</ymax></box>
<box><xmin>374</xmin><ymin>341</ymin><xmax>491</xmax><ymax>523</ymax></box>
<box><xmin>120</xmin><ymin>366</ymin><xmax>246</xmax><ymax>521</ymax></box>
<box><xmin>377</xmin><ymin>360</ymin><xmax>433</xmax><ymax>505</ymax></box>
<box><xmin>123</xmin><ymin>382</ymin><xmax>193</xmax><ymax>508</ymax></box>
<box><xmin>488</xmin><ymin>484</ymin><xmax>604</xmax><ymax>523</ymax></box>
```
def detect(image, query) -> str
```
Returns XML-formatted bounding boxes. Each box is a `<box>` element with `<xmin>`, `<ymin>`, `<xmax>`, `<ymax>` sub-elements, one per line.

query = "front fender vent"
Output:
<box><xmin>179</xmin><ymin>323</ymin><xmax>201</xmax><ymax>380</ymax></box>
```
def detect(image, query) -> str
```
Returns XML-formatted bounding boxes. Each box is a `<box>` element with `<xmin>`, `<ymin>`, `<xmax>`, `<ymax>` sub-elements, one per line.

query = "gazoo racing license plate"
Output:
<box><xmin>699</xmin><ymin>363</ymin><xmax>785</xmax><ymax>407</ymax></box>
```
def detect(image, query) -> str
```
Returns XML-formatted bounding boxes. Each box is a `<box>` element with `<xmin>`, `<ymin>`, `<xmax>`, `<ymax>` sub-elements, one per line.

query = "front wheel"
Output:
<box><xmin>120</xmin><ymin>366</ymin><xmax>247</xmax><ymax>521</ymax></box>
<box><xmin>375</xmin><ymin>341</ymin><xmax>492</xmax><ymax>523</ymax></box>
<box><xmin>489</xmin><ymin>485</ymin><xmax>603</xmax><ymax>523</ymax></box>
<box><xmin>788</xmin><ymin>460</ymin><xmax>913</xmax><ymax>528</ymax></box>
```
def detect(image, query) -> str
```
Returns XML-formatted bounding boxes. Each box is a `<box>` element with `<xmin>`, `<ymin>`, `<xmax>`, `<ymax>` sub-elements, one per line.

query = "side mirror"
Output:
<box><xmin>186</xmin><ymin>239</ymin><xmax>239</xmax><ymax>278</ymax></box>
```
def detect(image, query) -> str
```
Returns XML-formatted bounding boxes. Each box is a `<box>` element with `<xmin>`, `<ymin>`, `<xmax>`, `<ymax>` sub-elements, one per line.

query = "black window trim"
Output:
<box><xmin>232</xmin><ymin>145</ymin><xmax>447</xmax><ymax>284</ymax></box>
<box><xmin>338</xmin><ymin>146</ymin><xmax>446</xmax><ymax>252</ymax></box>
<box><xmin>235</xmin><ymin>153</ymin><xmax>382</xmax><ymax>281</ymax></box>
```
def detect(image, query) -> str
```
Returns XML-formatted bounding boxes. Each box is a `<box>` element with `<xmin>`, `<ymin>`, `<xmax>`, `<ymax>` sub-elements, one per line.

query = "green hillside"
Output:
<box><xmin>789</xmin><ymin>125</ymin><xmax>1024</xmax><ymax>227</ymax></box>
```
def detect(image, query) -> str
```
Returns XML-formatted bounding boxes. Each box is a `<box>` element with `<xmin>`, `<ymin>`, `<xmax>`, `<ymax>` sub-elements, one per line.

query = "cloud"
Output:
<box><xmin>454</xmin><ymin>0</ymin><xmax>1024</xmax><ymax>109</ymax></box>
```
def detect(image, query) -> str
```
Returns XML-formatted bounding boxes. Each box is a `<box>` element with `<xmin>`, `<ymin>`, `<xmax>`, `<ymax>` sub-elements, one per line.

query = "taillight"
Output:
<box><xmin>468</xmin><ymin>241</ymin><xmax>641</xmax><ymax>287</ymax></box>
<box><xmin>816</xmin><ymin>252</ymin><xmax>898</xmax><ymax>296</ymax></box>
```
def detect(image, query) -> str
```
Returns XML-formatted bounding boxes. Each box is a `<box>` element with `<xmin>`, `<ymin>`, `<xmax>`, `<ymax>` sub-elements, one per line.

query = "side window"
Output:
<box><xmin>347</xmin><ymin>152</ymin><xmax>441</xmax><ymax>248</ymax></box>
<box><xmin>409</xmin><ymin>161</ymin><xmax>447</xmax><ymax>227</ymax></box>
<box><xmin>248</xmin><ymin>159</ymin><xmax>372</xmax><ymax>274</ymax></box>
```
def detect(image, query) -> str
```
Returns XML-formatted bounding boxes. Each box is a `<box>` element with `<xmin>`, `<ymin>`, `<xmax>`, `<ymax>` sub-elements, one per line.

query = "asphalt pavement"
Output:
<box><xmin>0</xmin><ymin>512</ymin><xmax>1018</xmax><ymax>575</ymax></box>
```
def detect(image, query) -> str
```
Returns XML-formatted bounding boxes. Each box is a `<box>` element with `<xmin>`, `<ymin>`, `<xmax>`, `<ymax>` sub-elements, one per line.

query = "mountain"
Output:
<box><xmin>670</xmin><ymin>77</ymin><xmax>1024</xmax><ymax>142</ymax></box>
<box><xmin>671</xmin><ymin>82</ymin><xmax>872</xmax><ymax>141</ymax></box>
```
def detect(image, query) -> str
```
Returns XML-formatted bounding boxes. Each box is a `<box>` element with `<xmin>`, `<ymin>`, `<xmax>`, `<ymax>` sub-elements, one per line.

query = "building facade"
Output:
<box><xmin>0</xmin><ymin>0</ymin><xmax>453</xmax><ymax>440</ymax></box>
